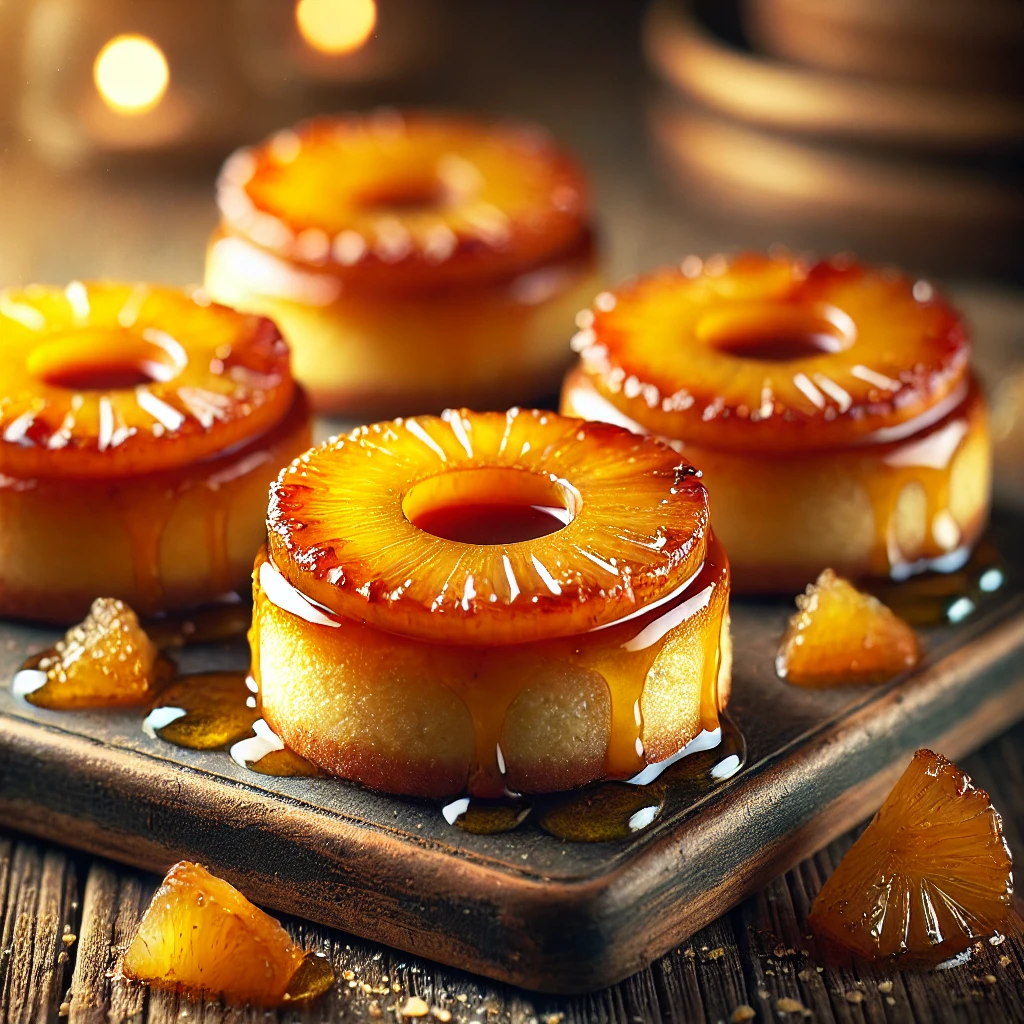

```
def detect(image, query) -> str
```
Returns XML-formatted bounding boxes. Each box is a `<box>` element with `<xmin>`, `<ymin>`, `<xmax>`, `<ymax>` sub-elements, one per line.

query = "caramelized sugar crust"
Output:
<box><xmin>251</xmin><ymin>536</ymin><xmax>731</xmax><ymax>798</ymax></box>
<box><xmin>268</xmin><ymin>409</ymin><xmax>709</xmax><ymax>645</ymax></box>
<box><xmin>809</xmin><ymin>750</ymin><xmax>1014</xmax><ymax>968</ymax></box>
<box><xmin>573</xmin><ymin>253</ymin><xmax>969</xmax><ymax>454</ymax></box>
<box><xmin>217</xmin><ymin>112</ymin><xmax>591</xmax><ymax>289</ymax></box>
<box><xmin>0</xmin><ymin>282</ymin><xmax>293</xmax><ymax>478</ymax></box>
<box><xmin>122</xmin><ymin>861</ymin><xmax>306</xmax><ymax>1005</ymax></box>
<box><xmin>776</xmin><ymin>569</ymin><xmax>920</xmax><ymax>687</ymax></box>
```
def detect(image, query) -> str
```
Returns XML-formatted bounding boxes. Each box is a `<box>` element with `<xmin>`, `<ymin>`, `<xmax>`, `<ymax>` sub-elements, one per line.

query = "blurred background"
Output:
<box><xmin>0</xmin><ymin>0</ymin><xmax>1021</xmax><ymax>494</ymax></box>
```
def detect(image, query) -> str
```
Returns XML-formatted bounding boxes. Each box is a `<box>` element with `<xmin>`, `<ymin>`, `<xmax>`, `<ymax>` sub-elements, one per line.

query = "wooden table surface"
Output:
<box><xmin>3</xmin><ymin>722</ymin><xmax>1024</xmax><ymax>1024</ymax></box>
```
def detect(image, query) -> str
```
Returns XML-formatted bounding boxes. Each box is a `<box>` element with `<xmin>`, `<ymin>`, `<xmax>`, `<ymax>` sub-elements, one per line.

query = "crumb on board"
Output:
<box><xmin>775</xmin><ymin>996</ymin><xmax>807</xmax><ymax>1014</ymax></box>
<box><xmin>400</xmin><ymin>996</ymin><xmax>429</xmax><ymax>1017</ymax></box>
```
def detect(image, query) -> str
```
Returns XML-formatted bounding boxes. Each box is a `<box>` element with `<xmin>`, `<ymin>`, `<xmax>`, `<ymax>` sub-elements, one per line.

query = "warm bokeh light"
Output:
<box><xmin>93</xmin><ymin>34</ymin><xmax>170</xmax><ymax>115</ymax></box>
<box><xmin>295</xmin><ymin>0</ymin><xmax>377</xmax><ymax>55</ymax></box>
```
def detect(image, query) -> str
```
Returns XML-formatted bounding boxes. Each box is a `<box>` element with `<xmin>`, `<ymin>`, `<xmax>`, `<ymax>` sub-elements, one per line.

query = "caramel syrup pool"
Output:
<box><xmin>444</xmin><ymin>716</ymin><xmax>746</xmax><ymax>842</ymax></box>
<box><xmin>142</xmin><ymin>672</ymin><xmax>321</xmax><ymax>777</ymax></box>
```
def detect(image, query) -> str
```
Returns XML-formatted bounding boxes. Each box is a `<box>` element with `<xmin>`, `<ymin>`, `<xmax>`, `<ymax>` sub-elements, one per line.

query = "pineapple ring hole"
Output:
<box><xmin>698</xmin><ymin>302</ymin><xmax>856</xmax><ymax>362</ymax></box>
<box><xmin>28</xmin><ymin>326</ymin><xmax>186</xmax><ymax>391</ymax></box>
<box><xmin>355</xmin><ymin>178</ymin><xmax>449</xmax><ymax>213</ymax></box>
<box><xmin>403</xmin><ymin>467</ymin><xmax>578</xmax><ymax>546</ymax></box>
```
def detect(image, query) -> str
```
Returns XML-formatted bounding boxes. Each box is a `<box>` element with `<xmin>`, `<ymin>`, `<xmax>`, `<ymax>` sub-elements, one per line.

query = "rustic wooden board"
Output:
<box><xmin>0</xmin><ymin>513</ymin><xmax>1022</xmax><ymax>995</ymax></box>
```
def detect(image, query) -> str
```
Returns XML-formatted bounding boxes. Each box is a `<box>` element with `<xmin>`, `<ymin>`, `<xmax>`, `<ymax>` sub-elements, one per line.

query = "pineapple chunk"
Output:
<box><xmin>776</xmin><ymin>569</ymin><xmax>920</xmax><ymax>687</ymax></box>
<box><xmin>23</xmin><ymin>598</ymin><xmax>164</xmax><ymax>709</ymax></box>
<box><xmin>809</xmin><ymin>750</ymin><xmax>1014</xmax><ymax>967</ymax></box>
<box><xmin>122</xmin><ymin>862</ymin><xmax>329</xmax><ymax>1005</ymax></box>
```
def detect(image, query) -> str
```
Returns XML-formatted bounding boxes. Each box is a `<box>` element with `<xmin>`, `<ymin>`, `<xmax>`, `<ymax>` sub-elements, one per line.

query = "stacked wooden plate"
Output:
<box><xmin>644</xmin><ymin>0</ymin><xmax>1024</xmax><ymax>275</ymax></box>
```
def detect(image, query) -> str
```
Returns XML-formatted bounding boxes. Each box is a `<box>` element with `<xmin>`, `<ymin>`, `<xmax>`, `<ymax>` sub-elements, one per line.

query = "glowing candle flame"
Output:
<box><xmin>93</xmin><ymin>34</ymin><xmax>170</xmax><ymax>115</ymax></box>
<box><xmin>295</xmin><ymin>0</ymin><xmax>377</xmax><ymax>55</ymax></box>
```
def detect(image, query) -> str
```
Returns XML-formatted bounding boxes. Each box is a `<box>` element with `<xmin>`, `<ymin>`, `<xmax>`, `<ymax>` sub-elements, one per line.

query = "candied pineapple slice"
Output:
<box><xmin>809</xmin><ymin>750</ymin><xmax>1014</xmax><ymax>967</ymax></box>
<box><xmin>776</xmin><ymin>569</ymin><xmax>920</xmax><ymax>687</ymax></box>
<box><xmin>572</xmin><ymin>252</ymin><xmax>969</xmax><ymax>454</ymax></box>
<box><xmin>268</xmin><ymin>408</ymin><xmax>709</xmax><ymax>645</ymax></box>
<box><xmin>0</xmin><ymin>282</ymin><xmax>294</xmax><ymax>480</ymax></box>
<box><xmin>20</xmin><ymin>598</ymin><xmax>167</xmax><ymax>709</ymax></box>
<box><xmin>122</xmin><ymin>862</ymin><xmax>331</xmax><ymax>1005</ymax></box>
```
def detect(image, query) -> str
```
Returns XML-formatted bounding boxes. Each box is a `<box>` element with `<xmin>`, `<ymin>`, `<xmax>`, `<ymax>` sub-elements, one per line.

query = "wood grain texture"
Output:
<box><xmin>4</xmin><ymin>721</ymin><xmax>1024</xmax><ymax>1022</ymax></box>
<box><xmin>0</xmin><ymin>840</ymin><xmax>77</xmax><ymax>1024</ymax></box>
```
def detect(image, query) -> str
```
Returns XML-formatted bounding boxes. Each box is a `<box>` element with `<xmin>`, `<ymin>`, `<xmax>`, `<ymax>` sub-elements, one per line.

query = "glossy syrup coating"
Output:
<box><xmin>143</xmin><ymin>672</ymin><xmax>258</xmax><ymax>749</ymax></box>
<box><xmin>216</xmin><ymin>111</ymin><xmax>591</xmax><ymax>289</ymax></box>
<box><xmin>122</xmin><ymin>861</ymin><xmax>332</xmax><ymax>1006</ymax></box>
<box><xmin>268</xmin><ymin>409</ymin><xmax>709</xmax><ymax>645</ymax></box>
<box><xmin>251</xmin><ymin>532</ymin><xmax>730</xmax><ymax>799</ymax></box>
<box><xmin>0</xmin><ymin>282</ymin><xmax>293</xmax><ymax>478</ymax></box>
<box><xmin>571</xmin><ymin>253</ymin><xmax>969</xmax><ymax>454</ymax></box>
<box><xmin>776</xmin><ymin>569</ymin><xmax>920</xmax><ymax>687</ymax></box>
<box><xmin>809</xmin><ymin>750</ymin><xmax>1014</xmax><ymax>968</ymax></box>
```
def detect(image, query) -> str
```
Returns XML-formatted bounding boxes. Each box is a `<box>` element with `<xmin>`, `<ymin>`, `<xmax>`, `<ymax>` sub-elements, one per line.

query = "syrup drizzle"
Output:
<box><xmin>9</xmin><ymin>534</ymin><xmax>1003</xmax><ymax>842</ymax></box>
<box><xmin>141</xmin><ymin>674</ymin><xmax>320</xmax><ymax>775</ymax></box>
<box><xmin>563</xmin><ymin>370</ymin><xmax>990</xmax><ymax>588</ymax></box>
<box><xmin>250</xmin><ymin>536</ymin><xmax>731</xmax><ymax>798</ymax></box>
<box><xmin>142</xmin><ymin>600</ymin><xmax>252</xmax><ymax>649</ymax></box>
<box><xmin>229</xmin><ymin>718</ymin><xmax>321</xmax><ymax>777</ymax></box>
<box><xmin>869</xmin><ymin>541</ymin><xmax>1008</xmax><ymax>627</ymax></box>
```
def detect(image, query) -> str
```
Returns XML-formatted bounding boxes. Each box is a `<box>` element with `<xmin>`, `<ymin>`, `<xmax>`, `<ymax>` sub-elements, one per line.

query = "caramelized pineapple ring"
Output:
<box><xmin>206</xmin><ymin>112</ymin><xmax>599</xmax><ymax>415</ymax></box>
<box><xmin>269</xmin><ymin>409</ymin><xmax>709</xmax><ymax>645</ymax></box>
<box><xmin>251</xmin><ymin>536</ymin><xmax>731</xmax><ymax>798</ymax></box>
<box><xmin>0</xmin><ymin>283</ymin><xmax>311</xmax><ymax>622</ymax></box>
<box><xmin>563</xmin><ymin>254</ymin><xmax>991</xmax><ymax>590</ymax></box>
<box><xmin>216</xmin><ymin>113</ymin><xmax>589</xmax><ymax>287</ymax></box>
<box><xmin>0</xmin><ymin>282</ymin><xmax>293</xmax><ymax>478</ymax></box>
<box><xmin>573</xmin><ymin>253</ymin><xmax>969</xmax><ymax>453</ymax></box>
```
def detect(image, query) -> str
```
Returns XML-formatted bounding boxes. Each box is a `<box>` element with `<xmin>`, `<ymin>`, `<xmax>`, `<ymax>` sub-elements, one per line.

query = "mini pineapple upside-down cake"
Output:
<box><xmin>562</xmin><ymin>253</ymin><xmax>991</xmax><ymax>592</ymax></box>
<box><xmin>206</xmin><ymin>111</ymin><xmax>600</xmax><ymax>417</ymax></box>
<box><xmin>251</xmin><ymin>409</ymin><xmax>732</xmax><ymax>799</ymax></box>
<box><xmin>0</xmin><ymin>282</ymin><xmax>311</xmax><ymax>623</ymax></box>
